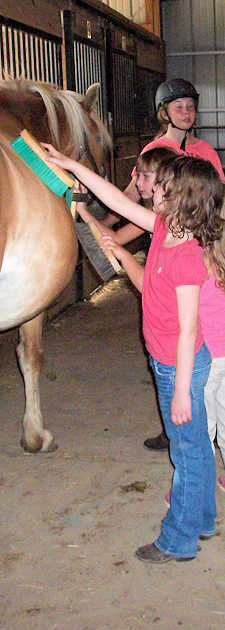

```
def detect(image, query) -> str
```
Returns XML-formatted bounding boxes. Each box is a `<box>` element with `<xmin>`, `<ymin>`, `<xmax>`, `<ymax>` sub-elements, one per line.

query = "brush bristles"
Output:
<box><xmin>75</xmin><ymin>222</ymin><xmax>121</xmax><ymax>281</ymax></box>
<box><xmin>11</xmin><ymin>136</ymin><xmax>71</xmax><ymax>196</ymax></box>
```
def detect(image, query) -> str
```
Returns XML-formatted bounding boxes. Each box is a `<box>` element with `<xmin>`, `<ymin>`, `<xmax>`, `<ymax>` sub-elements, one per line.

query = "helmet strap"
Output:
<box><xmin>166</xmin><ymin>112</ymin><xmax>191</xmax><ymax>150</ymax></box>
<box><xmin>180</xmin><ymin>131</ymin><xmax>188</xmax><ymax>151</ymax></box>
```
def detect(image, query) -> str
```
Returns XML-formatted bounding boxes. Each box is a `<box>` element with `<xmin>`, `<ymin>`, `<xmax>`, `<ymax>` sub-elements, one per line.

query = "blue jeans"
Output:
<box><xmin>150</xmin><ymin>343</ymin><xmax>216</xmax><ymax>558</ymax></box>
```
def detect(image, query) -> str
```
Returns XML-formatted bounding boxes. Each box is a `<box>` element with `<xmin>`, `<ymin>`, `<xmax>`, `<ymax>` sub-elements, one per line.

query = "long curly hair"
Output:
<box><xmin>156</xmin><ymin>155</ymin><xmax>224</xmax><ymax>245</ymax></box>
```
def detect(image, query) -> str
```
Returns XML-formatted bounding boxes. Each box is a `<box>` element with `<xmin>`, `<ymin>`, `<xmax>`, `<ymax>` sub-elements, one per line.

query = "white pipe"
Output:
<box><xmin>167</xmin><ymin>50</ymin><xmax>225</xmax><ymax>56</ymax></box>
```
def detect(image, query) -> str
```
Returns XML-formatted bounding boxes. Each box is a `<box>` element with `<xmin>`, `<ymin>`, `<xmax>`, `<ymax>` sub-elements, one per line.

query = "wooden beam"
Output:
<box><xmin>142</xmin><ymin>0</ymin><xmax>161</xmax><ymax>38</ymax></box>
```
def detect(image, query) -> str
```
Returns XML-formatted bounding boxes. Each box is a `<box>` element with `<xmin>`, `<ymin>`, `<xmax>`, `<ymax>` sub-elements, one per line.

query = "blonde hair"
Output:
<box><xmin>154</xmin><ymin>105</ymin><xmax>170</xmax><ymax>138</ymax></box>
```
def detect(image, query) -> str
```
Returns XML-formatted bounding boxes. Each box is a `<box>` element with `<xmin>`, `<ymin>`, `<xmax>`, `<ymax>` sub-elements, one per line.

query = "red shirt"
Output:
<box><xmin>142</xmin><ymin>216</ymin><xmax>208</xmax><ymax>364</ymax></box>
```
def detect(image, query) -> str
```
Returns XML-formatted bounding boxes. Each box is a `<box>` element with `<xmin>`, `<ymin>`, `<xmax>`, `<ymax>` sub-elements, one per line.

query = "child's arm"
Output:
<box><xmin>73</xmin><ymin>187</ymin><xmax>145</xmax><ymax>245</ymax></box>
<box><xmin>172</xmin><ymin>285</ymin><xmax>200</xmax><ymax>425</ymax></box>
<box><xmin>100</xmin><ymin>234</ymin><xmax>144</xmax><ymax>292</ymax></box>
<box><xmin>77</xmin><ymin>201</ymin><xmax>145</xmax><ymax>245</ymax></box>
<box><xmin>114</xmin><ymin>223</ymin><xmax>145</xmax><ymax>245</ymax></box>
<box><xmin>95</xmin><ymin>175</ymin><xmax>141</xmax><ymax>228</ymax></box>
<box><xmin>43</xmin><ymin>144</ymin><xmax>156</xmax><ymax>234</ymax></box>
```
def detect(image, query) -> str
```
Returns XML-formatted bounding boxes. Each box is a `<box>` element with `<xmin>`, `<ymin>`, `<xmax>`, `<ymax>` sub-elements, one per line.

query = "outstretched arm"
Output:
<box><xmin>43</xmin><ymin>144</ymin><xmax>156</xmax><ymax>234</ymax></box>
<box><xmin>100</xmin><ymin>177</ymin><xmax>142</xmax><ymax>228</ymax></box>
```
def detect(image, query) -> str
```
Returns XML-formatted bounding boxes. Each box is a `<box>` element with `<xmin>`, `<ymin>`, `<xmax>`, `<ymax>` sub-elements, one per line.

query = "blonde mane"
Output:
<box><xmin>0</xmin><ymin>78</ymin><xmax>111</xmax><ymax>156</ymax></box>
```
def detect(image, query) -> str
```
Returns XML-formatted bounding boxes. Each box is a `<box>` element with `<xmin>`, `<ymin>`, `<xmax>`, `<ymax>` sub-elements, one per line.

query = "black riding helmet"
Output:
<box><xmin>155</xmin><ymin>78</ymin><xmax>199</xmax><ymax>112</ymax></box>
<box><xmin>155</xmin><ymin>78</ymin><xmax>199</xmax><ymax>150</ymax></box>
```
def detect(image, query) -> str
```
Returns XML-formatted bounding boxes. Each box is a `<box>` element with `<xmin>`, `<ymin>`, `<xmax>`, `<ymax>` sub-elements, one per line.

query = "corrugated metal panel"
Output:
<box><xmin>166</xmin><ymin>56</ymin><xmax>194</xmax><ymax>83</ymax></box>
<box><xmin>195</xmin><ymin>54</ymin><xmax>217</xmax><ymax>146</ymax></box>
<box><xmin>192</xmin><ymin>0</ymin><xmax>215</xmax><ymax>50</ymax></box>
<box><xmin>162</xmin><ymin>0</ymin><xmax>193</xmax><ymax>53</ymax></box>
<box><xmin>215</xmin><ymin>0</ymin><xmax>225</xmax><ymax>48</ymax></box>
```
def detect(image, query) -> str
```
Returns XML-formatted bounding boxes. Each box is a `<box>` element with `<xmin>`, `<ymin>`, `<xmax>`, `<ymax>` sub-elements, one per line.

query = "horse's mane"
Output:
<box><xmin>0</xmin><ymin>79</ymin><xmax>111</xmax><ymax>156</ymax></box>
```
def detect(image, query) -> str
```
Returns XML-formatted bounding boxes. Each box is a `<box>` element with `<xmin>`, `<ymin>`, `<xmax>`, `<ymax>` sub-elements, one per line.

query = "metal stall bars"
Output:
<box><xmin>0</xmin><ymin>17</ymin><xmax>62</xmax><ymax>84</ymax></box>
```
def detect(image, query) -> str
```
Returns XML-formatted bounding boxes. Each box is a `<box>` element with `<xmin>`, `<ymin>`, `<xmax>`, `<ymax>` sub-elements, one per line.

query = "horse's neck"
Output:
<box><xmin>0</xmin><ymin>111</ymin><xmax>24</xmax><ymax>138</ymax></box>
<box><xmin>0</xmin><ymin>109</ymin><xmax>54</xmax><ymax>145</ymax></box>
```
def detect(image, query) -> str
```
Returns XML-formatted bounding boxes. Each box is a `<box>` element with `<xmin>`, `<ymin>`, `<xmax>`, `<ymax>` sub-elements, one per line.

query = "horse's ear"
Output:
<box><xmin>83</xmin><ymin>83</ymin><xmax>100</xmax><ymax>112</ymax></box>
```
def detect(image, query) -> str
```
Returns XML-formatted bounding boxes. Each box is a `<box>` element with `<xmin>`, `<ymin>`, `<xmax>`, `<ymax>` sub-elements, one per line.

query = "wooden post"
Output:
<box><xmin>102</xmin><ymin>22</ymin><xmax>116</xmax><ymax>185</ymax></box>
<box><xmin>142</xmin><ymin>0</ymin><xmax>161</xmax><ymax>38</ymax></box>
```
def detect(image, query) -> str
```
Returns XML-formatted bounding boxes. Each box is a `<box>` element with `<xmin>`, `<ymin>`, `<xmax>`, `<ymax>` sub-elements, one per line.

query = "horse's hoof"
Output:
<box><xmin>42</xmin><ymin>440</ymin><xmax>58</xmax><ymax>453</ymax></box>
<box><xmin>20</xmin><ymin>435</ymin><xmax>43</xmax><ymax>453</ymax></box>
<box><xmin>20</xmin><ymin>429</ymin><xmax>58</xmax><ymax>453</ymax></box>
<box><xmin>40</xmin><ymin>430</ymin><xmax>58</xmax><ymax>453</ymax></box>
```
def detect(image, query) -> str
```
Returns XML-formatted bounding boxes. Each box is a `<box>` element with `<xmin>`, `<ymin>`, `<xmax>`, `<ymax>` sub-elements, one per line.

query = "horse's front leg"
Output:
<box><xmin>16</xmin><ymin>313</ymin><xmax>57</xmax><ymax>453</ymax></box>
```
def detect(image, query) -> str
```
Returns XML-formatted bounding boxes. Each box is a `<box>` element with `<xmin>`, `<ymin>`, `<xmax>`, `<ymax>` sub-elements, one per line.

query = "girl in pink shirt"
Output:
<box><xmin>200</xmin><ymin>227</ymin><xmax>225</xmax><ymax>492</ymax></box>
<box><xmin>44</xmin><ymin>144</ymin><xmax>225</xmax><ymax>563</ymax></box>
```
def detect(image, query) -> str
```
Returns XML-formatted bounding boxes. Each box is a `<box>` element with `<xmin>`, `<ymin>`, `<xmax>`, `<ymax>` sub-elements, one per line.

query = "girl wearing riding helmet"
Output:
<box><xmin>141</xmin><ymin>78</ymin><xmax>224</xmax><ymax>174</ymax></box>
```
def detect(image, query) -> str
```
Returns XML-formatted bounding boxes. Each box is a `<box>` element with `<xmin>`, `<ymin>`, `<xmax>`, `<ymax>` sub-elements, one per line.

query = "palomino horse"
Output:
<box><xmin>0</xmin><ymin>78</ymin><xmax>111</xmax><ymax>452</ymax></box>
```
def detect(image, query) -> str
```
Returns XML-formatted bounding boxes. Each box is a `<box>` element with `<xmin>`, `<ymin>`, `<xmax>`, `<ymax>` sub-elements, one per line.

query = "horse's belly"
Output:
<box><xmin>0</xmin><ymin>242</ymin><xmax>78</xmax><ymax>330</ymax></box>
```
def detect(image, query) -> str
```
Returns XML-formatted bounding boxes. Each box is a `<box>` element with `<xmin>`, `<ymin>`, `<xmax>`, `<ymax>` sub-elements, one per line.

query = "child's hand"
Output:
<box><xmin>73</xmin><ymin>180</ymin><xmax>88</xmax><ymax>196</ymax></box>
<box><xmin>41</xmin><ymin>143</ymin><xmax>73</xmax><ymax>171</ymax></box>
<box><xmin>100</xmin><ymin>234</ymin><xmax>125</xmax><ymax>261</ymax></box>
<box><xmin>171</xmin><ymin>391</ymin><xmax>192</xmax><ymax>425</ymax></box>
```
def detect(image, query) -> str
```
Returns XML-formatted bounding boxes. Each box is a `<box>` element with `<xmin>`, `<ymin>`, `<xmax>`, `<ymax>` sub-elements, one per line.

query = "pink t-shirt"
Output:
<box><xmin>142</xmin><ymin>215</ymin><xmax>208</xmax><ymax>364</ymax></box>
<box><xmin>132</xmin><ymin>136</ymin><xmax>224</xmax><ymax>181</ymax></box>
<box><xmin>200</xmin><ymin>274</ymin><xmax>225</xmax><ymax>358</ymax></box>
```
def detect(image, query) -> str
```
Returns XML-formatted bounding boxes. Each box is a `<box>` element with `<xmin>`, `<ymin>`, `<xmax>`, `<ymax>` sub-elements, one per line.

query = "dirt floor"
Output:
<box><xmin>0</xmin><ymin>272</ymin><xmax>225</xmax><ymax>630</ymax></box>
